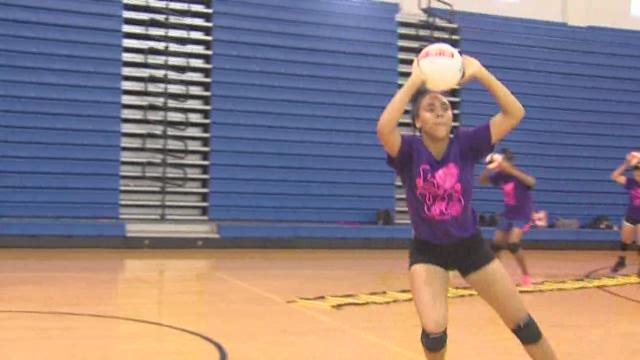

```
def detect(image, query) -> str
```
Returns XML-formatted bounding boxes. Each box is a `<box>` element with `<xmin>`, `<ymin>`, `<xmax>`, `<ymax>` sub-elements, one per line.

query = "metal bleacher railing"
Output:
<box><xmin>394</xmin><ymin>0</ymin><xmax>461</xmax><ymax>224</ymax></box>
<box><xmin>120</xmin><ymin>0</ymin><xmax>213</xmax><ymax>221</ymax></box>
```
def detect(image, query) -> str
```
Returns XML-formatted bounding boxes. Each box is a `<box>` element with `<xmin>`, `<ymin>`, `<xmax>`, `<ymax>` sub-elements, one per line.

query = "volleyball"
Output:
<box><xmin>627</xmin><ymin>151</ymin><xmax>640</xmax><ymax>165</ymax></box>
<box><xmin>417</xmin><ymin>42</ymin><xmax>464</xmax><ymax>91</ymax></box>
<box><xmin>485</xmin><ymin>153</ymin><xmax>503</xmax><ymax>170</ymax></box>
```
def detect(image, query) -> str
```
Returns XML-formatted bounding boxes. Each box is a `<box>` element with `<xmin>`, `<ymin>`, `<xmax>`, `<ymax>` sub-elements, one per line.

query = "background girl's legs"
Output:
<box><xmin>636</xmin><ymin>225</ymin><xmax>640</xmax><ymax>275</ymax></box>
<box><xmin>464</xmin><ymin>260</ymin><xmax>557</xmax><ymax>360</ymax></box>
<box><xmin>611</xmin><ymin>221</ymin><xmax>635</xmax><ymax>273</ymax></box>
<box><xmin>507</xmin><ymin>227</ymin><xmax>531</xmax><ymax>286</ymax></box>
<box><xmin>491</xmin><ymin>229</ymin><xmax>508</xmax><ymax>261</ymax></box>
<box><xmin>410</xmin><ymin>264</ymin><xmax>450</xmax><ymax>360</ymax></box>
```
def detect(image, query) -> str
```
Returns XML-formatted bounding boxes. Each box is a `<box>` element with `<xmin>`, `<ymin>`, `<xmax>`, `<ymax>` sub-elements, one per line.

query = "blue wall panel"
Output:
<box><xmin>456</xmin><ymin>10</ymin><xmax>636</xmax><ymax>224</ymax></box>
<box><xmin>210</xmin><ymin>0</ymin><xmax>398</xmax><ymax>223</ymax></box>
<box><xmin>0</xmin><ymin>0</ymin><xmax>123</xmax><ymax>234</ymax></box>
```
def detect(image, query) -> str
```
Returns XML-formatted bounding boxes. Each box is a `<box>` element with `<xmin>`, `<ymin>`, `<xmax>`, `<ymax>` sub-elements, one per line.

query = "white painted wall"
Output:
<box><xmin>566</xmin><ymin>0</ymin><xmax>640</xmax><ymax>29</ymax></box>
<box><xmin>394</xmin><ymin>0</ymin><xmax>640</xmax><ymax>30</ymax></box>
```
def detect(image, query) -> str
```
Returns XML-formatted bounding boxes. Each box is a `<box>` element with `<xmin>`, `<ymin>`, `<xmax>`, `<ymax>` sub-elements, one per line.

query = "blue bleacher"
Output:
<box><xmin>210</xmin><ymin>0</ymin><xmax>399</xmax><ymax>225</ymax></box>
<box><xmin>215</xmin><ymin>14</ymin><xmax>397</xmax><ymax>44</ymax></box>
<box><xmin>212</xmin><ymin>5</ymin><xmax>633</xmax><ymax>243</ymax></box>
<box><xmin>0</xmin><ymin>19</ymin><xmax>121</xmax><ymax>45</ymax></box>
<box><xmin>0</xmin><ymin>0</ymin><xmax>123</xmax><ymax>236</ymax></box>
<box><xmin>213</xmin><ymin>82</ymin><xmax>393</xmax><ymax>107</ymax></box>
<box><xmin>211</xmin><ymin>179</ymin><xmax>391</xmax><ymax>197</ymax></box>
<box><xmin>0</xmin><ymin>204</ymin><xmax>119</xmax><ymax>218</ymax></box>
<box><xmin>3</xmin><ymin>0</ymin><xmax>631</xmax><ymax>243</ymax></box>
<box><xmin>212</xmin><ymin>137</ymin><xmax>383</xmax><ymax>158</ymax></box>
<box><xmin>4</xmin><ymin>144</ymin><xmax>120</xmax><ymax>161</ymax></box>
<box><xmin>218</xmin><ymin>222</ymin><xmax>411</xmax><ymax>239</ymax></box>
<box><xmin>211</xmin><ymin>207</ymin><xmax>382</xmax><ymax>223</ymax></box>
<box><xmin>0</xmin><ymin>219</ymin><xmax>124</xmax><ymax>237</ymax></box>
<box><xmin>212</xmin><ymin>68</ymin><xmax>396</xmax><ymax>93</ymax></box>
<box><xmin>0</xmin><ymin>174</ymin><xmax>119</xmax><ymax>190</ymax></box>
<box><xmin>0</xmin><ymin>50</ymin><xmax>121</xmax><ymax>73</ymax></box>
<box><xmin>210</xmin><ymin>154</ymin><xmax>387</xmax><ymax>173</ymax></box>
<box><xmin>214</xmin><ymin>0</ymin><xmax>397</xmax><ymax>31</ymax></box>
<box><xmin>211</xmin><ymin>164</ymin><xmax>394</xmax><ymax>185</ymax></box>
<box><xmin>212</xmin><ymin>55</ymin><xmax>397</xmax><ymax>83</ymax></box>
<box><xmin>450</xmin><ymin>9</ymin><xmax>635</xmax><ymax>232</ymax></box>
<box><xmin>0</xmin><ymin>2</ymin><xmax>122</xmax><ymax>30</ymax></box>
<box><xmin>211</xmin><ymin>110</ymin><xmax>385</xmax><ymax>133</ymax></box>
<box><xmin>0</xmin><ymin>113</ymin><xmax>119</xmax><ymax>132</ymax></box>
<box><xmin>216</xmin><ymin>223</ymin><xmax>619</xmax><ymax>244</ymax></box>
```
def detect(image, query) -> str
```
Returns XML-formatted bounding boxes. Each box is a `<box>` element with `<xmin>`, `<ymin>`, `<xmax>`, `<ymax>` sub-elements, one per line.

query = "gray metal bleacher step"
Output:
<box><xmin>122</xmin><ymin>99</ymin><xmax>211</xmax><ymax>111</ymax></box>
<box><xmin>121</xmin><ymin>111</ymin><xmax>210</xmax><ymax>124</ymax></box>
<box><xmin>398</xmin><ymin>28</ymin><xmax>460</xmax><ymax>41</ymax></box>
<box><xmin>124</xmin><ymin>0</ymin><xmax>212</xmax><ymax>14</ymax></box>
<box><xmin>122</xmin><ymin>54</ymin><xmax>211</xmax><ymax>69</ymax></box>
<box><xmin>123</xmin><ymin>83</ymin><xmax>211</xmax><ymax>97</ymax></box>
<box><xmin>119</xmin><ymin>0</ymin><xmax>213</xmax><ymax>221</ymax></box>
<box><xmin>121</xmin><ymin>172</ymin><xmax>209</xmax><ymax>180</ymax></box>
<box><xmin>124</xmin><ymin>215</ymin><xmax>208</xmax><ymax>221</ymax></box>
<box><xmin>122</xmin><ymin>68</ymin><xmax>211</xmax><ymax>84</ymax></box>
<box><xmin>123</xmin><ymin>41</ymin><xmax>211</xmax><ymax>56</ymax></box>
<box><xmin>127</xmin><ymin>221</ymin><xmax>220</xmax><ymax>238</ymax></box>
<box><xmin>124</xmin><ymin>12</ymin><xmax>212</xmax><ymax>30</ymax></box>
<box><xmin>121</xmin><ymin>186</ymin><xmax>208</xmax><ymax>193</ymax></box>
<box><xmin>397</xmin><ymin>13</ymin><xmax>459</xmax><ymax>30</ymax></box>
<box><xmin>122</xmin><ymin>128</ymin><xmax>211</xmax><ymax>138</ymax></box>
<box><xmin>121</xmin><ymin>158</ymin><xmax>209</xmax><ymax>167</ymax></box>
<box><xmin>394</xmin><ymin>8</ymin><xmax>461</xmax><ymax>225</ymax></box>
<box><xmin>124</xmin><ymin>26</ymin><xmax>213</xmax><ymax>42</ymax></box>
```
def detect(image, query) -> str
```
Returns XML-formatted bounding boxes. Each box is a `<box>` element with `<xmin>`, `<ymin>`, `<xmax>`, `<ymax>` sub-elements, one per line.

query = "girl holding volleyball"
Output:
<box><xmin>479</xmin><ymin>148</ymin><xmax>535</xmax><ymax>287</ymax></box>
<box><xmin>609</xmin><ymin>151</ymin><xmax>640</xmax><ymax>275</ymax></box>
<box><xmin>376</xmin><ymin>50</ymin><xmax>557</xmax><ymax>359</ymax></box>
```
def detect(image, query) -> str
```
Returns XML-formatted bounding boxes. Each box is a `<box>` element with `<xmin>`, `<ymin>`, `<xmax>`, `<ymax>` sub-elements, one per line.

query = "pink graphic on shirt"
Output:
<box><xmin>415</xmin><ymin>163</ymin><xmax>464</xmax><ymax>220</ymax></box>
<box><xmin>631</xmin><ymin>187</ymin><xmax>640</xmax><ymax>206</ymax></box>
<box><xmin>502</xmin><ymin>181</ymin><xmax>516</xmax><ymax>206</ymax></box>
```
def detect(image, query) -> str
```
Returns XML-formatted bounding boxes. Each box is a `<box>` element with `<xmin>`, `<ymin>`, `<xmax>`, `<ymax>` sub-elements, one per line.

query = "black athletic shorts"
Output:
<box><xmin>409</xmin><ymin>231</ymin><xmax>496</xmax><ymax>277</ymax></box>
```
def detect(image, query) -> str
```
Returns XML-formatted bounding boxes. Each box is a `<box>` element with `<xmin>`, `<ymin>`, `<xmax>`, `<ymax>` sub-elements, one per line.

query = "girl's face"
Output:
<box><xmin>414</xmin><ymin>93</ymin><xmax>453</xmax><ymax>141</ymax></box>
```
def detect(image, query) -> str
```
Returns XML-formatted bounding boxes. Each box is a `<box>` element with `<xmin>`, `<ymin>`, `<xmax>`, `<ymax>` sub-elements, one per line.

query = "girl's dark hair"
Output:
<box><xmin>500</xmin><ymin>148</ymin><xmax>515</xmax><ymax>161</ymax></box>
<box><xmin>409</xmin><ymin>86</ymin><xmax>429</xmax><ymax>128</ymax></box>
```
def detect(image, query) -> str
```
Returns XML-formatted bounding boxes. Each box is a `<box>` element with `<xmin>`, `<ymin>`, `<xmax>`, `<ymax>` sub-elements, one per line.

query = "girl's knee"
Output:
<box><xmin>421</xmin><ymin>328</ymin><xmax>447</xmax><ymax>353</ymax></box>
<box><xmin>506</xmin><ymin>242</ymin><xmax>522</xmax><ymax>254</ymax></box>
<box><xmin>511</xmin><ymin>314</ymin><xmax>543</xmax><ymax>345</ymax></box>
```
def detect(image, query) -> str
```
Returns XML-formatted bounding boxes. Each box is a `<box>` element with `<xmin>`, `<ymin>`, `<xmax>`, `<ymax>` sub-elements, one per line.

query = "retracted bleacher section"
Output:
<box><xmin>0</xmin><ymin>0</ymin><xmax>124</xmax><ymax>237</ymax></box>
<box><xmin>216</xmin><ymin>6</ymin><xmax>633</xmax><ymax>244</ymax></box>
<box><xmin>452</xmin><ymin>10</ymin><xmax>637</xmax><ymax>231</ymax></box>
<box><xmin>0</xmin><ymin>0</ymin><xmax>632</xmax><ymax>244</ymax></box>
<box><xmin>211</xmin><ymin>0</ymin><xmax>401</xmax><ymax>237</ymax></box>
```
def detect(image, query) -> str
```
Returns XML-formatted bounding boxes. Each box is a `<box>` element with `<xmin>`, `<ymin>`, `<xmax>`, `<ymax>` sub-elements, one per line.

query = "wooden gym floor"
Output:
<box><xmin>0</xmin><ymin>248</ymin><xmax>637</xmax><ymax>359</ymax></box>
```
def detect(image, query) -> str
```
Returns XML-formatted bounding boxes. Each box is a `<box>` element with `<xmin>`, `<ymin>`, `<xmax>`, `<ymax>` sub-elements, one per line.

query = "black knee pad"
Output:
<box><xmin>421</xmin><ymin>328</ymin><xmax>447</xmax><ymax>353</ymax></box>
<box><xmin>506</xmin><ymin>243</ymin><xmax>521</xmax><ymax>254</ymax></box>
<box><xmin>512</xmin><ymin>314</ymin><xmax>542</xmax><ymax>345</ymax></box>
<box><xmin>491</xmin><ymin>242</ymin><xmax>506</xmax><ymax>252</ymax></box>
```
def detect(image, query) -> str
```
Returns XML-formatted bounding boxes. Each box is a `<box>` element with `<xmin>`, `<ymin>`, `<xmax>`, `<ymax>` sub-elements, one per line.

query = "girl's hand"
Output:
<box><xmin>497</xmin><ymin>160</ymin><xmax>514</xmax><ymax>173</ymax></box>
<box><xmin>408</xmin><ymin>58</ymin><xmax>426</xmax><ymax>85</ymax></box>
<box><xmin>485</xmin><ymin>153</ymin><xmax>502</xmax><ymax>170</ymax></box>
<box><xmin>459</xmin><ymin>55</ymin><xmax>486</xmax><ymax>85</ymax></box>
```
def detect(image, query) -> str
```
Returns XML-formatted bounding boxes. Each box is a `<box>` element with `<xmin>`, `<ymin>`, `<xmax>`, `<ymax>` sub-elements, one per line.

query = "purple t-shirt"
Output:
<box><xmin>387</xmin><ymin>124</ymin><xmax>494</xmax><ymax>244</ymax></box>
<box><xmin>624</xmin><ymin>177</ymin><xmax>640</xmax><ymax>219</ymax></box>
<box><xmin>489</xmin><ymin>172</ymin><xmax>533</xmax><ymax>221</ymax></box>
